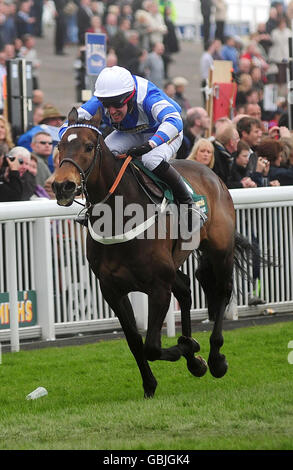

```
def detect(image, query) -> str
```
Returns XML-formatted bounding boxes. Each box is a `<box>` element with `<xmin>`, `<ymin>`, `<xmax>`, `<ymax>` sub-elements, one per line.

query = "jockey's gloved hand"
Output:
<box><xmin>126</xmin><ymin>143</ymin><xmax>153</xmax><ymax>158</ymax></box>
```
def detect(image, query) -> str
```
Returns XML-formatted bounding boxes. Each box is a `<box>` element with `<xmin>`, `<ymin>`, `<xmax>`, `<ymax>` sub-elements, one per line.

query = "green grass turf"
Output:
<box><xmin>0</xmin><ymin>321</ymin><xmax>293</xmax><ymax>450</ymax></box>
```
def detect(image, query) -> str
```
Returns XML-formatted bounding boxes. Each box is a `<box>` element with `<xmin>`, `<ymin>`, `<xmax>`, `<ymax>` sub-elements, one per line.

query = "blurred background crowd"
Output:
<box><xmin>1</xmin><ymin>0</ymin><xmax>293</xmax><ymax>205</ymax></box>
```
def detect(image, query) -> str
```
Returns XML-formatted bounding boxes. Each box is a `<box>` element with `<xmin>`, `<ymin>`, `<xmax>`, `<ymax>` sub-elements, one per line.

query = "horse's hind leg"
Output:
<box><xmin>172</xmin><ymin>270</ymin><xmax>208</xmax><ymax>377</ymax></box>
<box><xmin>196</xmin><ymin>249</ymin><xmax>233</xmax><ymax>378</ymax></box>
<box><xmin>101</xmin><ymin>289</ymin><xmax>157</xmax><ymax>398</ymax></box>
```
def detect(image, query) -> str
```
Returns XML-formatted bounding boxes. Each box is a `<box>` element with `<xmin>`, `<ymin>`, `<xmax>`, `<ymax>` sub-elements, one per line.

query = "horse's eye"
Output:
<box><xmin>85</xmin><ymin>144</ymin><xmax>94</xmax><ymax>152</ymax></box>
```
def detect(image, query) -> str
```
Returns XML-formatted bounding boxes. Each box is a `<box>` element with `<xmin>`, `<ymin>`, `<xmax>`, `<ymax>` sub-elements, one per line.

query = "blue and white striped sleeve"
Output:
<box><xmin>144</xmin><ymin>86</ymin><xmax>183</xmax><ymax>147</ymax></box>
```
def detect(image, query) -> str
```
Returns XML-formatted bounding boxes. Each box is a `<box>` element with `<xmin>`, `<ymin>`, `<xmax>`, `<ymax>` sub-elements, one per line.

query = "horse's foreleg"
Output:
<box><xmin>172</xmin><ymin>269</ymin><xmax>208</xmax><ymax>377</ymax></box>
<box><xmin>144</xmin><ymin>275</ymin><xmax>207</xmax><ymax>375</ymax></box>
<box><xmin>102</xmin><ymin>290</ymin><xmax>157</xmax><ymax>398</ymax></box>
<box><xmin>144</xmin><ymin>281</ymin><xmax>180</xmax><ymax>362</ymax></box>
<box><xmin>196</xmin><ymin>250</ymin><xmax>233</xmax><ymax>378</ymax></box>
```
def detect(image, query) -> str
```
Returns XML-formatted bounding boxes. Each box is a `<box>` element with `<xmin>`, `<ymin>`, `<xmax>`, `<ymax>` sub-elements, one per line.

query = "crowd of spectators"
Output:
<box><xmin>0</xmin><ymin>0</ymin><xmax>184</xmax><ymax>203</ymax></box>
<box><xmin>179</xmin><ymin>0</ymin><xmax>293</xmax><ymax>194</ymax></box>
<box><xmin>2</xmin><ymin>0</ymin><xmax>293</xmax><ymax>206</ymax></box>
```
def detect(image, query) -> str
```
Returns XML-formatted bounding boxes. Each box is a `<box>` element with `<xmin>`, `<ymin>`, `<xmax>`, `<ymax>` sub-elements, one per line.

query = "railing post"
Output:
<box><xmin>225</xmin><ymin>291</ymin><xmax>238</xmax><ymax>321</ymax></box>
<box><xmin>130</xmin><ymin>292</ymin><xmax>148</xmax><ymax>331</ymax></box>
<box><xmin>33</xmin><ymin>217</ymin><xmax>55</xmax><ymax>341</ymax></box>
<box><xmin>5</xmin><ymin>221</ymin><xmax>19</xmax><ymax>352</ymax></box>
<box><xmin>166</xmin><ymin>295</ymin><xmax>176</xmax><ymax>337</ymax></box>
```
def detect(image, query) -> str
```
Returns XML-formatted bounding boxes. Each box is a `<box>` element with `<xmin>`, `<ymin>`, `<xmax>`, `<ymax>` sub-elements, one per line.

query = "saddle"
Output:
<box><xmin>131</xmin><ymin>160</ymin><xmax>168</xmax><ymax>200</ymax></box>
<box><xmin>130</xmin><ymin>159</ymin><xmax>208</xmax><ymax>217</ymax></box>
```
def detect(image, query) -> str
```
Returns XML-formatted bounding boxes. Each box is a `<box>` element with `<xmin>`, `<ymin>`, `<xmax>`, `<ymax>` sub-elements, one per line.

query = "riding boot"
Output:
<box><xmin>152</xmin><ymin>161</ymin><xmax>197</xmax><ymax>233</ymax></box>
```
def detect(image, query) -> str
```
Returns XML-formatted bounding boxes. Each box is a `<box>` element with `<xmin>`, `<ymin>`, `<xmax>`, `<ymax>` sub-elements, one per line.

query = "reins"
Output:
<box><xmin>109</xmin><ymin>154</ymin><xmax>132</xmax><ymax>194</ymax></box>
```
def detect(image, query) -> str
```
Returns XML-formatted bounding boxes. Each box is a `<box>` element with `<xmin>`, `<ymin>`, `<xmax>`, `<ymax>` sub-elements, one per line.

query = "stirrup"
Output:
<box><xmin>190</xmin><ymin>205</ymin><xmax>208</xmax><ymax>225</ymax></box>
<box><xmin>186</xmin><ymin>204</ymin><xmax>207</xmax><ymax>233</ymax></box>
<box><xmin>187</xmin><ymin>206</ymin><xmax>196</xmax><ymax>233</ymax></box>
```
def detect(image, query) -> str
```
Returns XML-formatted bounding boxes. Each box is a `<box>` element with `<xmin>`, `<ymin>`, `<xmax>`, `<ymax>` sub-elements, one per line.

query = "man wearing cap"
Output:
<box><xmin>60</xmin><ymin>65</ymin><xmax>199</xmax><ymax>232</ymax></box>
<box><xmin>17</xmin><ymin>103</ymin><xmax>66</xmax><ymax>172</ymax></box>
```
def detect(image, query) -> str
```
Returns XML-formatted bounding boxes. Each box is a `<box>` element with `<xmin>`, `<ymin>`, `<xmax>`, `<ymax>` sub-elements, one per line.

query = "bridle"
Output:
<box><xmin>59</xmin><ymin>124</ymin><xmax>102</xmax><ymax>206</ymax></box>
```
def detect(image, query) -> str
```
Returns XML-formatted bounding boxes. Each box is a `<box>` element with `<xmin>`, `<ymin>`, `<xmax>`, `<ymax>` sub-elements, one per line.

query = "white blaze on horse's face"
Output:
<box><xmin>67</xmin><ymin>133</ymin><xmax>78</xmax><ymax>142</ymax></box>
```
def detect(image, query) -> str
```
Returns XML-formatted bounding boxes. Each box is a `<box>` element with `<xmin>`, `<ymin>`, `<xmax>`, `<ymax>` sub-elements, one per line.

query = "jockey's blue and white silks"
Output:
<box><xmin>59</xmin><ymin>75</ymin><xmax>183</xmax><ymax>148</ymax></box>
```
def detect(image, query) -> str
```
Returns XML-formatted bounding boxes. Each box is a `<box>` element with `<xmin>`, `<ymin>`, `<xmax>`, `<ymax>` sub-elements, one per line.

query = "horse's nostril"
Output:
<box><xmin>52</xmin><ymin>181</ymin><xmax>59</xmax><ymax>194</ymax></box>
<box><xmin>52</xmin><ymin>181</ymin><xmax>76</xmax><ymax>197</ymax></box>
<box><xmin>63</xmin><ymin>181</ymin><xmax>77</xmax><ymax>192</ymax></box>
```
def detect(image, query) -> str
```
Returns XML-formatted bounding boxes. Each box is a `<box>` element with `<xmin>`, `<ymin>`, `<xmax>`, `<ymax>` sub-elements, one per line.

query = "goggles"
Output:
<box><xmin>99</xmin><ymin>89</ymin><xmax>135</xmax><ymax>109</ymax></box>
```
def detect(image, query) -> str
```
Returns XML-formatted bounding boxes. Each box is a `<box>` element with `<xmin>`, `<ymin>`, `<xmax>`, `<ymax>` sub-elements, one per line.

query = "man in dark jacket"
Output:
<box><xmin>15</xmin><ymin>0</ymin><xmax>35</xmax><ymax>39</ymax></box>
<box><xmin>53</xmin><ymin>0</ymin><xmax>67</xmax><ymax>55</ymax></box>
<box><xmin>77</xmin><ymin>0</ymin><xmax>93</xmax><ymax>45</ymax></box>
<box><xmin>212</xmin><ymin>123</ymin><xmax>242</xmax><ymax>188</ymax></box>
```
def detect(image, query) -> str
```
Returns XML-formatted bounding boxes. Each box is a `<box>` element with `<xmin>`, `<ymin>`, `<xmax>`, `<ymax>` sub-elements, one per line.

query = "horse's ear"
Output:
<box><xmin>90</xmin><ymin>107</ymin><xmax>102</xmax><ymax>128</ymax></box>
<box><xmin>68</xmin><ymin>107</ymin><xmax>78</xmax><ymax>124</ymax></box>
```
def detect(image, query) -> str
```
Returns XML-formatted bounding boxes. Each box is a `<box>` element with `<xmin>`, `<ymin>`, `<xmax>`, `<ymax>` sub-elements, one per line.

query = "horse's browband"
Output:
<box><xmin>64</xmin><ymin>124</ymin><xmax>102</xmax><ymax>134</ymax></box>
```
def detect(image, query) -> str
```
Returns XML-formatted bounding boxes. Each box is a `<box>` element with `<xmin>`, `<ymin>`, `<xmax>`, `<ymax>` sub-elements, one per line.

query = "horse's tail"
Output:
<box><xmin>233</xmin><ymin>231</ymin><xmax>275</xmax><ymax>281</ymax></box>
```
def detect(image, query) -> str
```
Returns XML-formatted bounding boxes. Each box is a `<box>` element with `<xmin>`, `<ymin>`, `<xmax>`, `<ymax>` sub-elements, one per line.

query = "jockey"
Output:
<box><xmin>60</xmin><ymin>66</ymin><xmax>197</xmax><ymax>231</ymax></box>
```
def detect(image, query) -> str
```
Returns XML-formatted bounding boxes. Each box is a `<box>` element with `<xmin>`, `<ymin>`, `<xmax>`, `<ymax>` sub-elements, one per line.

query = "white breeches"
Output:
<box><xmin>105</xmin><ymin>130</ymin><xmax>183</xmax><ymax>171</ymax></box>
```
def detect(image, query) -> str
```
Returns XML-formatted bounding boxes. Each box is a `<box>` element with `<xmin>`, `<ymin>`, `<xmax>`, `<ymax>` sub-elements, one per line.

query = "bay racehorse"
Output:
<box><xmin>52</xmin><ymin>107</ymin><xmax>253</xmax><ymax>398</ymax></box>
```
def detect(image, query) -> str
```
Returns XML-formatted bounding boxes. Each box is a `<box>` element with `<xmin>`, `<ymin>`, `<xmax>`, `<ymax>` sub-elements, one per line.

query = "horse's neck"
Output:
<box><xmin>87</xmin><ymin>150</ymin><xmax>142</xmax><ymax>207</ymax></box>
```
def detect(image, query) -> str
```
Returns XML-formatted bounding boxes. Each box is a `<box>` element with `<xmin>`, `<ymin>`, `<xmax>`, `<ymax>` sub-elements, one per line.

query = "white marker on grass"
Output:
<box><xmin>26</xmin><ymin>387</ymin><xmax>48</xmax><ymax>400</ymax></box>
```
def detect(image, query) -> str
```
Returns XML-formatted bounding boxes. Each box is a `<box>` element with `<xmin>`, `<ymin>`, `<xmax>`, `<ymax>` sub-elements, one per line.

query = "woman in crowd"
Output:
<box><xmin>256</xmin><ymin>137</ymin><xmax>293</xmax><ymax>185</ymax></box>
<box><xmin>0</xmin><ymin>115</ymin><xmax>14</xmax><ymax>150</ymax></box>
<box><xmin>187</xmin><ymin>138</ymin><xmax>215</xmax><ymax>168</ymax></box>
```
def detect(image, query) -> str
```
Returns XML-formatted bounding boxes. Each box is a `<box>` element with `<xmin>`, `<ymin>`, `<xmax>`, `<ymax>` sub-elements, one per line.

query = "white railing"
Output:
<box><xmin>1</xmin><ymin>186</ymin><xmax>293</xmax><ymax>350</ymax></box>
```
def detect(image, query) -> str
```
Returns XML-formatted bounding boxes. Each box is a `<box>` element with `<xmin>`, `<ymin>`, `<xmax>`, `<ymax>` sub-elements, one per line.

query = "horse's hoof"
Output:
<box><xmin>187</xmin><ymin>355</ymin><xmax>208</xmax><ymax>377</ymax></box>
<box><xmin>208</xmin><ymin>355</ymin><xmax>228</xmax><ymax>378</ymax></box>
<box><xmin>143</xmin><ymin>378</ymin><xmax>157</xmax><ymax>398</ymax></box>
<box><xmin>178</xmin><ymin>336</ymin><xmax>200</xmax><ymax>353</ymax></box>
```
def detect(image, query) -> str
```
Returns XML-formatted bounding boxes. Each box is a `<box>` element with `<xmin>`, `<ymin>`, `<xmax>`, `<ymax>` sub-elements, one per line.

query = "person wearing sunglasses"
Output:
<box><xmin>30</xmin><ymin>131</ymin><xmax>53</xmax><ymax>187</ymax></box>
<box><xmin>60</xmin><ymin>65</ymin><xmax>198</xmax><ymax>232</ymax></box>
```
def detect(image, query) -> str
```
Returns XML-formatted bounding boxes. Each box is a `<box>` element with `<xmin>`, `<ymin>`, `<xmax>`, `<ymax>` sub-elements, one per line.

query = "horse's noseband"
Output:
<box><xmin>59</xmin><ymin>124</ymin><xmax>102</xmax><ymax>200</ymax></box>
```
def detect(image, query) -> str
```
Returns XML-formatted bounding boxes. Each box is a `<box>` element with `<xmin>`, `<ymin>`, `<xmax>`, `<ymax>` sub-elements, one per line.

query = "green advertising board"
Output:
<box><xmin>0</xmin><ymin>291</ymin><xmax>37</xmax><ymax>329</ymax></box>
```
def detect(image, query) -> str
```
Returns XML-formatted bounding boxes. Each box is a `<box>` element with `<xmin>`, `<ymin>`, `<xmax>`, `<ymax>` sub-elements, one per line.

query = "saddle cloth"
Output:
<box><xmin>131</xmin><ymin>159</ymin><xmax>208</xmax><ymax>216</ymax></box>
